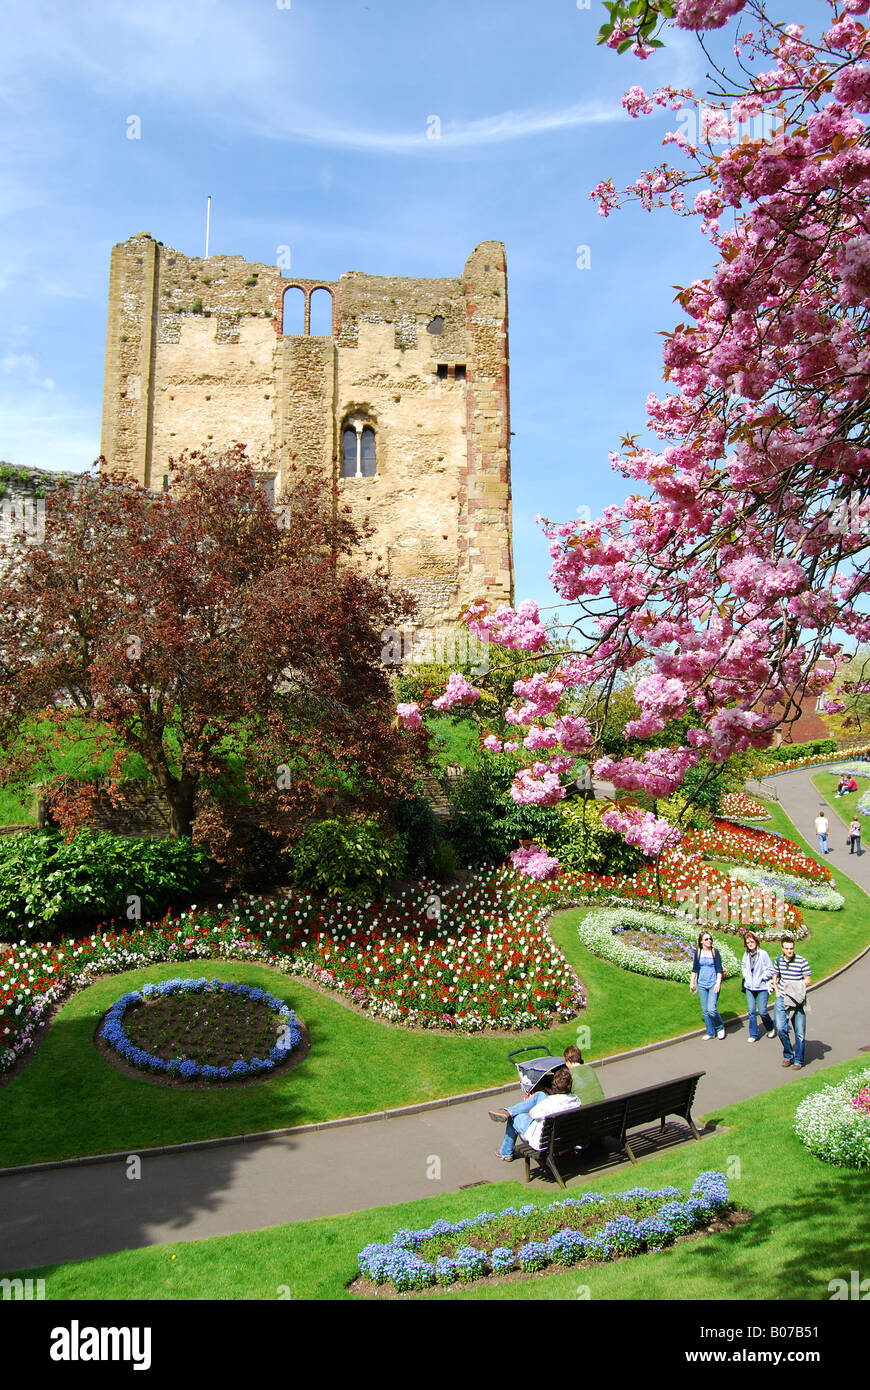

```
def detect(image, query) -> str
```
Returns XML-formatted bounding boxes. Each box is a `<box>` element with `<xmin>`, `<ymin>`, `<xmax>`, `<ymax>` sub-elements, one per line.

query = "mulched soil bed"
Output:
<box><xmin>125</xmin><ymin>990</ymin><xmax>280</xmax><ymax>1066</ymax></box>
<box><xmin>349</xmin><ymin>1207</ymin><xmax>753</xmax><ymax>1299</ymax></box>
<box><xmin>94</xmin><ymin>1007</ymin><xmax>310</xmax><ymax>1089</ymax></box>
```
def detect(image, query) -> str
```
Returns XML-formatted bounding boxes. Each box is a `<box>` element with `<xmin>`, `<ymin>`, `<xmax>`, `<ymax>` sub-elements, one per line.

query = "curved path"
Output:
<box><xmin>2</xmin><ymin>767</ymin><xmax>870</xmax><ymax>1274</ymax></box>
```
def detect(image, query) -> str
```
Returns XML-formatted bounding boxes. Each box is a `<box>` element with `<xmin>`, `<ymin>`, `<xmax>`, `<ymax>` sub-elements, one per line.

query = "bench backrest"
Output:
<box><xmin>533</xmin><ymin>1072</ymin><xmax>705</xmax><ymax>1149</ymax></box>
<box><xmin>621</xmin><ymin>1073</ymin><xmax>703</xmax><ymax>1128</ymax></box>
<box><xmin>535</xmin><ymin>1098</ymin><xmax>628</xmax><ymax>1148</ymax></box>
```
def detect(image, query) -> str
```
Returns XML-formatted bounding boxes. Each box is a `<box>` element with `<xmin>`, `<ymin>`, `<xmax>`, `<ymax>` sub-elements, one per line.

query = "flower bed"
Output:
<box><xmin>727</xmin><ymin>866</ymin><xmax>844</xmax><ymax>913</ymax></box>
<box><xmin>793</xmin><ymin>1067</ymin><xmax>870</xmax><ymax>1170</ymax></box>
<box><xmin>1</xmin><ymin>820</ymin><xmax>818</xmax><ymax>1074</ymax></box>
<box><xmin>762</xmin><ymin>744</ymin><xmax>870</xmax><ymax>772</ymax></box>
<box><xmin>1</xmin><ymin>874</ymin><xmax>585</xmax><ymax>1070</ymax></box>
<box><xmin>576</xmin><ymin>906</ymin><xmax>741</xmax><ymax>982</ymax></box>
<box><xmin>100</xmin><ymin>977</ymin><xmax>303</xmax><ymax>1082</ymax></box>
<box><xmin>720</xmin><ymin>792</ymin><xmax>770</xmax><ymax>820</ymax></box>
<box><xmin>522</xmin><ymin>847</ymin><xmax>806</xmax><ymax>939</ymax></box>
<box><xmin>355</xmin><ymin>1172</ymin><xmax>730</xmax><ymax>1291</ymax></box>
<box><xmin>683</xmin><ymin>820</ymin><xmax>832</xmax><ymax>883</ymax></box>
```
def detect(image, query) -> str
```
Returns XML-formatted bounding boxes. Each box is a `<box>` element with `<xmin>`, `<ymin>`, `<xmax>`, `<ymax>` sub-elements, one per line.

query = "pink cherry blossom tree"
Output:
<box><xmin>405</xmin><ymin>2</ymin><xmax>870</xmax><ymax>874</ymax></box>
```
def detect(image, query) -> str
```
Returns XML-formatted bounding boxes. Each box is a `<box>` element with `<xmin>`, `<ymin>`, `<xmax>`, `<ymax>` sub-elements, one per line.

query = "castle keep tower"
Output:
<box><xmin>100</xmin><ymin>234</ymin><xmax>514</xmax><ymax>628</ymax></box>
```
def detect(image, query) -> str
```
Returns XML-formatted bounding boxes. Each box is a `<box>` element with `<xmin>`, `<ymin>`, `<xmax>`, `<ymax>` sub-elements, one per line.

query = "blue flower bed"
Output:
<box><xmin>100</xmin><ymin>977</ymin><xmax>304</xmax><ymax>1081</ymax></box>
<box><xmin>357</xmin><ymin>1172</ymin><xmax>729</xmax><ymax>1291</ymax></box>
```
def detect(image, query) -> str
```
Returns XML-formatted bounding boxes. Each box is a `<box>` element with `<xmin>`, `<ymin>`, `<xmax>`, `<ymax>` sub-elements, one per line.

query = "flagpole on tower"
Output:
<box><xmin>205</xmin><ymin>195</ymin><xmax>211</xmax><ymax>259</ymax></box>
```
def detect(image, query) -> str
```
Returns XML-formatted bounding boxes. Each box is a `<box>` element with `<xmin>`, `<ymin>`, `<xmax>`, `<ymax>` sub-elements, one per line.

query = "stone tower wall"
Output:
<box><xmin>100</xmin><ymin>234</ymin><xmax>514</xmax><ymax>628</ymax></box>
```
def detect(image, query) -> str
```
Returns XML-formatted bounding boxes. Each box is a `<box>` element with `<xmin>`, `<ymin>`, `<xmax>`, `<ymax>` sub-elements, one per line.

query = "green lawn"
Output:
<box><xmin>9</xmin><ymin>1056</ymin><xmax>868</xmax><ymax>1300</ymax></box>
<box><xmin>0</xmin><ymin>785</ymin><xmax>34</xmax><ymax>825</ymax></box>
<box><xmin>0</xmin><ymin>713</ymin><xmax>150</xmax><ymax>827</ymax></box>
<box><xmin>811</xmin><ymin>770</ymin><xmax>867</xmax><ymax>829</ymax></box>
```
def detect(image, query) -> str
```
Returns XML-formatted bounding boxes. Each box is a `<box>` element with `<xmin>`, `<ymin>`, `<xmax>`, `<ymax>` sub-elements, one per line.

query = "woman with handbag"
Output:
<box><xmin>848</xmin><ymin>818</ymin><xmax>862</xmax><ymax>856</ymax></box>
<box><xmin>690</xmin><ymin>931</ymin><xmax>726</xmax><ymax>1040</ymax></box>
<box><xmin>741</xmin><ymin>931</ymin><xmax>776</xmax><ymax>1042</ymax></box>
<box><xmin>772</xmin><ymin>937</ymin><xmax>812</xmax><ymax>1069</ymax></box>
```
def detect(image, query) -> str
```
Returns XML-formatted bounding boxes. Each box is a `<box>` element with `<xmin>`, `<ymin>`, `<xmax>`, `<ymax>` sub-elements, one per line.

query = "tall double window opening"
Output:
<box><xmin>341</xmin><ymin>422</ymin><xmax>376</xmax><ymax>478</ymax></box>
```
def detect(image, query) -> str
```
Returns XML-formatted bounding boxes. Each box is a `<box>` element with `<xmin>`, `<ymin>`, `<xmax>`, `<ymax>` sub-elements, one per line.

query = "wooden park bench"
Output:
<box><xmin>513</xmin><ymin>1071</ymin><xmax>706</xmax><ymax>1188</ymax></box>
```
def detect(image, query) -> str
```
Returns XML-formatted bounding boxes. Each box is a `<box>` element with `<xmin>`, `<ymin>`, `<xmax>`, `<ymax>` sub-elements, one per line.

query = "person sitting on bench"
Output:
<box><xmin>492</xmin><ymin>1067</ymin><xmax>582</xmax><ymax>1162</ymax></box>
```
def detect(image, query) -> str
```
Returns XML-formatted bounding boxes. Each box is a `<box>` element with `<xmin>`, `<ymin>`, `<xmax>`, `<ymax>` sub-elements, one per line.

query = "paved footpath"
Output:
<box><xmin>1</xmin><ymin>768</ymin><xmax>869</xmax><ymax>1273</ymax></box>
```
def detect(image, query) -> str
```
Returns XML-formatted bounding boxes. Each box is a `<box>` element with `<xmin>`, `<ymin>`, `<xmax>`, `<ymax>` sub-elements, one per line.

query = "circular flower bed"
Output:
<box><xmin>99</xmin><ymin>977</ymin><xmax>304</xmax><ymax>1083</ymax></box>
<box><xmin>577</xmin><ymin>907</ymin><xmax>741</xmax><ymax>982</ymax></box>
<box><xmin>793</xmin><ymin>1066</ymin><xmax>870</xmax><ymax>1170</ymax></box>
<box><xmin>727</xmin><ymin>866</ymin><xmax>844</xmax><ymax>912</ymax></box>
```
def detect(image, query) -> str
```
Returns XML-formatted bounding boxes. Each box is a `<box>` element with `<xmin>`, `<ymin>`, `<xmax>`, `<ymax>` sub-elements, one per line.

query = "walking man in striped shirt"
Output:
<box><xmin>773</xmin><ymin>937</ymin><xmax>812</xmax><ymax>1070</ymax></box>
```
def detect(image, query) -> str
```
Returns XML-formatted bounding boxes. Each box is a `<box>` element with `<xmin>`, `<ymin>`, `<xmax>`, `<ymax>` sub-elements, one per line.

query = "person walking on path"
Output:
<box><xmin>773</xmin><ymin>936</ymin><xmax>812</xmax><ymax>1069</ymax></box>
<box><xmin>690</xmin><ymin>931</ymin><xmax>726</xmax><ymax>1040</ymax></box>
<box><xmin>849</xmin><ymin>817</ymin><xmax>863</xmax><ymax>856</ymax></box>
<box><xmin>815</xmin><ymin>810</ymin><xmax>829</xmax><ymax>855</ymax></box>
<box><xmin>741</xmin><ymin>931</ymin><xmax>776</xmax><ymax>1042</ymax></box>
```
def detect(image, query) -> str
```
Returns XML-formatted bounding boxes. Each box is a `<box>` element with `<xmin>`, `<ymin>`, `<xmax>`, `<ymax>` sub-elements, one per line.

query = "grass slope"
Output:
<box><xmin>8</xmin><ymin>1057</ymin><xmax>868</xmax><ymax>1300</ymax></box>
<box><xmin>811</xmin><ymin>770</ymin><xmax>865</xmax><ymax>829</ymax></box>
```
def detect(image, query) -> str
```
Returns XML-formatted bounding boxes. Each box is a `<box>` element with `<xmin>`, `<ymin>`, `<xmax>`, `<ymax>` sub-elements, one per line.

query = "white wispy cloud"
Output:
<box><xmin>254</xmin><ymin>100</ymin><xmax>622</xmax><ymax>154</ymax></box>
<box><xmin>1</xmin><ymin>354</ymin><xmax>55</xmax><ymax>391</ymax></box>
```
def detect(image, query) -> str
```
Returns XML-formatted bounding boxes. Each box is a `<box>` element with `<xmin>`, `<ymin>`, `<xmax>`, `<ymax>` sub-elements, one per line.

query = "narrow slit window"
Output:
<box><xmin>342</xmin><ymin>428</ymin><xmax>358</xmax><ymax>478</ymax></box>
<box><xmin>361</xmin><ymin>427</ymin><xmax>377</xmax><ymax>477</ymax></box>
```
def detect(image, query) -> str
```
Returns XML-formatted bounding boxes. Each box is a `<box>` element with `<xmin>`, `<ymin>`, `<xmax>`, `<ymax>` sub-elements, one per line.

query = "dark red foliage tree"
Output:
<box><xmin>0</xmin><ymin>447</ymin><xmax>423</xmax><ymax>876</ymax></box>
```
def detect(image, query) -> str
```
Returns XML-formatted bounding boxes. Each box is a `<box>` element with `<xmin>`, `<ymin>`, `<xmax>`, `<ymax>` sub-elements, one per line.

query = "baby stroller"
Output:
<box><xmin>507</xmin><ymin>1044</ymin><xmax>605</xmax><ymax>1105</ymax></box>
<box><xmin>508</xmin><ymin>1045</ymin><xmax>567</xmax><ymax>1098</ymax></box>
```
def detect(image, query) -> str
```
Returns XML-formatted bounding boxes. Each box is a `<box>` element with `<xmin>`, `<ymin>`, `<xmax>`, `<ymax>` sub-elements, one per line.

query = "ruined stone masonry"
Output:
<box><xmin>100</xmin><ymin>234</ymin><xmax>514</xmax><ymax>630</ymax></box>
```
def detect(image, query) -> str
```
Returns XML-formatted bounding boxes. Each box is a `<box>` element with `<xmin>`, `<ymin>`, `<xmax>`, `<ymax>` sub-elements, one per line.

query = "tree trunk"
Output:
<box><xmin>166</xmin><ymin>781</ymin><xmax>196</xmax><ymax>840</ymax></box>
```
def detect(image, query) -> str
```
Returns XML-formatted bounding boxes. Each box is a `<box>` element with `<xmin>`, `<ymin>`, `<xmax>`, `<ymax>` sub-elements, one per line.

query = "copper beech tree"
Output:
<box><xmin>0</xmin><ymin>447</ymin><xmax>423</xmax><ymax>876</ymax></box>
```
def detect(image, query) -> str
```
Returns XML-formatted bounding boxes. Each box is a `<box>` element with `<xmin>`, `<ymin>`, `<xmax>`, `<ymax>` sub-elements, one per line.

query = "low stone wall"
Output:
<box><xmin>88</xmin><ymin>782</ymin><xmax>173</xmax><ymax>838</ymax></box>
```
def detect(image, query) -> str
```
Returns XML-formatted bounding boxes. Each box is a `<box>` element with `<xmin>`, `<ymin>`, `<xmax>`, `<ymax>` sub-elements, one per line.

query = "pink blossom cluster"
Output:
<box><xmin>509</xmin><ymin>845</ymin><xmax>561</xmax><ymax>881</ymax></box>
<box><xmin>674</xmin><ymin>0</ymin><xmax>747</xmax><ymax>30</ymax></box>
<box><xmin>431</xmin><ymin>673</ymin><xmax>480</xmax><ymax>711</ymax></box>
<box><xmin>467</xmin><ymin>598</ymin><xmax>549</xmax><ymax>653</ymax></box>
<box><xmin>510</xmin><ymin>762</ymin><xmax>568</xmax><ymax>807</ymax></box>
<box><xmin>594</xmin><ymin>747</ymin><xmax>699</xmax><ymax>798</ymax></box>
<box><xmin>600</xmin><ymin>807</ymin><xmax>684</xmax><ymax>858</ymax></box>
<box><xmin>396</xmin><ymin>703</ymin><xmax>422</xmax><ymax>730</ymax></box>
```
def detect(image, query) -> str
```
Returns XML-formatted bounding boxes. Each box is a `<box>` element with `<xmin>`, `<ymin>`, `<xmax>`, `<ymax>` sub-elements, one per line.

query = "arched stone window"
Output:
<box><xmin>309</xmin><ymin>287</ymin><xmax>333</xmax><ymax>337</ymax></box>
<box><xmin>341</xmin><ymin>417</ymin><xmax>377</xmax><ymax>478</ymax></box>
<box><xmin>282</xmin><ymin>286</ymin><xmax>305</xmax><ymax>335</ymax></box>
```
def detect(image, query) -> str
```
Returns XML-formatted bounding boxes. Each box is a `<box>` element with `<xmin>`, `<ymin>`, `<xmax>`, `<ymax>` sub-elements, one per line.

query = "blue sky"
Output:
<box><xmin>0</xmin><ymin>0</ymin><xmax>736</xmax><ymax>610</ymax></box>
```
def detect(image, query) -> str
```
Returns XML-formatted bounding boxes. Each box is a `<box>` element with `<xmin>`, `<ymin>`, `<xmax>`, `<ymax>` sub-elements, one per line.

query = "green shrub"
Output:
<box><xmin>655</xmin><ymin>794</ymin><xmax>714</xmax><ymax>833</ymax></box>
<box><xmin>759</xmin><ymin>739</ymin><xmax>837</xmax><ymax>763</ymax></box>
<box><xmin>444</xmin><ymin>767</ymin><xmax>563</xmax><ymax>869</ymax></box>
<box><xmin>232</xmin><ymin>825</ymin><xmax>289</xmax><ymax>891</ymax></box>
<box><xmin>680</xmin><ymin>759</ymin><xmax>724</xmax><ymax>814</ymax></box>
<box><xmin>287</xmin><ymin>819</ymin><xmax>406</xmax><ymax>902</ymax></box>
<box><xmin>392</xmin><ymin>795</ymin><xmax>441</xmax><ymax>877</ymax></box>
<box><xmin>0</xmin><ymin>830</ymin><xmax>209</xmax><ymax>940</ymax></box>
<box><xmin>548</xmin><ymin>799</ymin><xmax>645</xmax><ymax>876</ymax></box>
<box><xmin>432</xmin><ymin>837</ymin><xmax>458</xmax><ymax>881</ymax></box>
